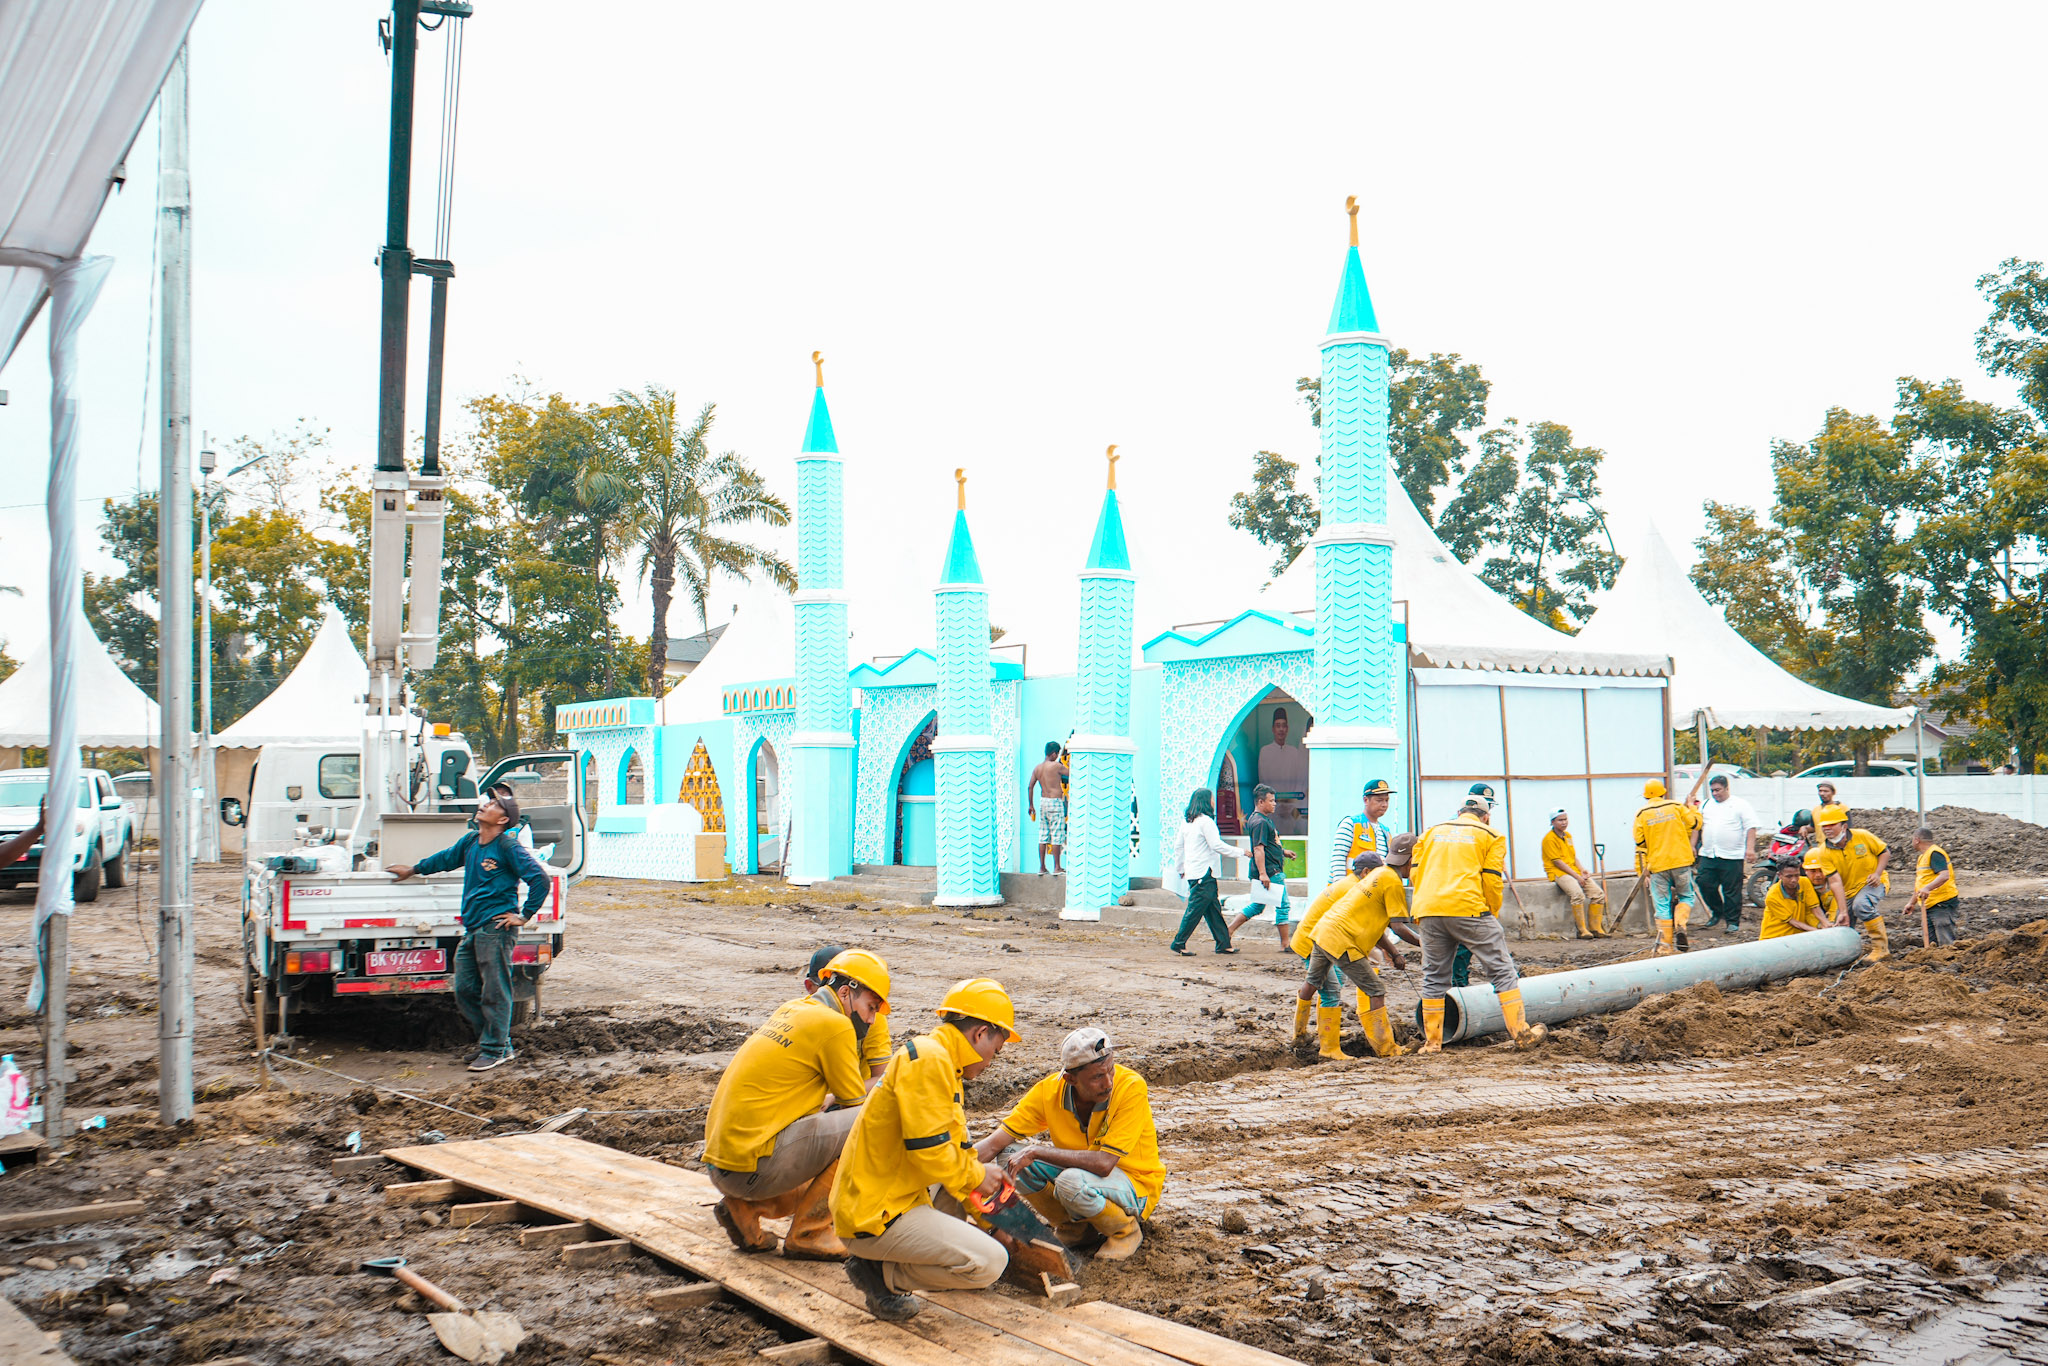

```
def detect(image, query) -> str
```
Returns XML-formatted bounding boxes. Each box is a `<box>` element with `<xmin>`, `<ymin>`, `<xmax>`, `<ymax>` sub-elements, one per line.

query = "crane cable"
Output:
<box><xmin>432</xmin><ymin>13</ymin><xmax>464</xmax><ymax>260</ymax></box>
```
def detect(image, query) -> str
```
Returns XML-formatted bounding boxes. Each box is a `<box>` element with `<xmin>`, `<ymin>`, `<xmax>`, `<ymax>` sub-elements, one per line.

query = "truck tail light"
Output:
<box><xmin>510</xmin><ymin>943</ymin><xmax>551</xmax><ymax>966</ymax></box>
<box><xmin>285</xmin><ymin>950</ymin><xmax>334</xmax><ymax>974</ymax></box>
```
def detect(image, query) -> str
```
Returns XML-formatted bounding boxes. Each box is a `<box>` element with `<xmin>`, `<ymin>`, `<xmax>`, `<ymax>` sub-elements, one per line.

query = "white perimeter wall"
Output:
<box><xmin>1725</xmin><ymin>774</ymin><xmax>2048</xmax><ymax>831</ymax></box>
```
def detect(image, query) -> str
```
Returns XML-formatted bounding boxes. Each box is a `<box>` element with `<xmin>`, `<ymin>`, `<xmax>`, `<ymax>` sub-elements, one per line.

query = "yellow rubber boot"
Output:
<box><xmin>782</xmin><ymin>1159</ymin><xmax>849</xmax><ymax>1261</ymax></box>
<box><xmin>1498</xmin><ymin>987</ymin><xmax>1548</xmax><ymax>1051</ymax></box>
<box><xmin>1863</xmin><ymin>916</ymin><xmax>1891</xmax><ymax>963</ymax></box>
<box><xmin>1316</xmin><ymin>1005</ymin><xmax>1346</xmax><ymax>1061</ymax></box>
<box><xmin>1363</xmin><ymin>1004</ymin><xmax>1399</xmax><ymax>1058</ymax></box>
<box><xmin>1021</xmin><ymin>1185</ymin><xmax>1092</xmax><ymax>1247</ymax></box>
<box><xmin>1414</xmin><ymin>998</ymin><xmax>1444</xmax><ymax>1055</ymax></box>
<box><xmin>1656</xmin><ymin>919</ymin><xmax>1675</xmax><ymax>955</ymax></box>
<box><xmin>1292</xmin><ymin>998</ymin><xmax>1313</xmax><ymax>1040</ymax></box>
<box><xmin>1087</xmin><ymin>1201</ymin><xmax>1143</xmax><ymax>1261</ymax></box>
<box><xmin>1588</xmin><ymin>901</ymin><xmax>1609</xmax><ymax>937</ymax></box>
<box><xmin>1570</xmin><ymin>903</ymin><xmax>1589</xmax><ymax>938</ymax></box>
<box><xmin>1674</xmin><ymin>902</ymin><xmax>1692</xmax><ymax>952</ymax></box>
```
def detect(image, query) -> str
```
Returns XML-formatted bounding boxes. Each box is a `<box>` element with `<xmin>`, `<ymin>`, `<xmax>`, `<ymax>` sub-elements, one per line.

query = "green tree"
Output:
<box><xmin>1690</xmin><ymin>501</ymin><xmax>1834</xmax><ymax>678</ymax></box>
<box><xmin>1470</xmin><ymin>421</ymin><xmax>1619</xmax><ymax>626</ymax></box>
<box><xmin>601</xmin><ymin>386</ymin><xmax>793</xmax><ymax>697</ymax></box>
<box><xmin>1226</xmin><ymin>450</ymin><xmax>1317</xmax><ymax>576</ymax></box>
<box><xmin>1434</xmin><ymin>425</ymin><xmax>1519</xmax><ymax>565</ymax></box>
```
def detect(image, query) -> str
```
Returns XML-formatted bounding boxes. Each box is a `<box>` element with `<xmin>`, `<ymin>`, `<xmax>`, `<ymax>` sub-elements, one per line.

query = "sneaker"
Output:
<box><xmin>844</xmin><ymin>1253</ymin><xmax>920</xmax><ymax>1322</ymax></box>
<box><xmin>468</xmin><ymin>1050</ymin><xmax>515</xmax><ymax>1073</ymax></box>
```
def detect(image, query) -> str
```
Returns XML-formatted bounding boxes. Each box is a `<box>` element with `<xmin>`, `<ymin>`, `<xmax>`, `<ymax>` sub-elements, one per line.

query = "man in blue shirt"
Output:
<box><xmin>386</xmin><ymin>792</ymin><xmax>550</xmax><ymax>1071</ymax></box>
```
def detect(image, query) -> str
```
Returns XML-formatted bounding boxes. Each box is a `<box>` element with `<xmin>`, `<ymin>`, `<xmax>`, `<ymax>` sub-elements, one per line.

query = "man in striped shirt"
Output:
<box><xmin>1328</xmin><ymin>779</ymin><xmax>1397</xmax><ymax>882</ymax></box>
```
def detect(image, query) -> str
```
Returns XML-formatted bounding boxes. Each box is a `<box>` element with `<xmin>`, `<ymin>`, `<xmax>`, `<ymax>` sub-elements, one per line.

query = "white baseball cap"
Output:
<box><xmin>1060</xmin><ymin>1027</ymin><xmax>1112</xmax><ymax>1071</ymax></box>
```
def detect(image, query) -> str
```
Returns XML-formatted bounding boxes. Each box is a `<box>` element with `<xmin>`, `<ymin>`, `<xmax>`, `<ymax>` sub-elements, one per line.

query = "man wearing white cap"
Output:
<box><xmin>1540</xmin><ymin>809</ymin><xmax>1608</xmax><ymax>938</ymax></box>
<box><xmin>972</xmin><ymin>1027</ymin><xmax>1164</xmax><ymax>1261</ymax></box>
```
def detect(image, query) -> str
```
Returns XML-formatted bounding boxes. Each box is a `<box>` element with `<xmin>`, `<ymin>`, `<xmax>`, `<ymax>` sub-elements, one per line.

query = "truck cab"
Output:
<box><xmin>0</xmin><ymin>767</ymin><xmax>134</xmax><ymax>902</ymax></box>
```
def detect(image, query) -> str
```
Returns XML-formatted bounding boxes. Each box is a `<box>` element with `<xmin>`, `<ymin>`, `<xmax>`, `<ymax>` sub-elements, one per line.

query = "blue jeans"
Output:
<box><xmin>453</xmin><ymin>926</ymin><xmax>517</xmax><ymax>1057</ymax></box>
<box><xmin>1002</xmin><ymin>1143</ymin><xmax>1142</xmax><ymax>1220</ymax></box>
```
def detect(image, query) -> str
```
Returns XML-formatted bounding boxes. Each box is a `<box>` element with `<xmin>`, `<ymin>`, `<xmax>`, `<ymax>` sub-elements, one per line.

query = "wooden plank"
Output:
<box><xmin>921</xmin><ymin>1288</ymin><xmax>1175</xmax><ymax>1366</ymax></box>
<box><xmin>0</xmin><ymin>1295</ymin><xmax>75</xmax><ymax>1366</ymax></box>
<box><xmin>767</xmin><ymin>1256</ymin><xmax>1117</xmax><ymax>1366</ymax></box>
<box><xmin>1062</xmin><ymin>1303</ymin><xmax>1303</xmax><ymax>1366</ymax></box>
<box><xmin>761</xmin><ymin>1341</ymin><xmax>835</xmax><ymax>1364</ymax></box>
<box><xmin>648</xmin><ymin>1281</ymin><xmax>728</xmax><ymax>1311</ymax></box>
<box><xmin>562</xmin><ymin>1238</ymin><xmax>633</xmax><ymax>1268</ymax></box>
<box><xmin>382</xmin><ymin>1178</ymin><xmax>466</xmax><ymax>1206</ymax></box>
<box><xmin>520</xmin><ymin>1221</ymin><xmax>593</xmax><ymax>1249</ymax></box>
<box><xmin>450</xmin><ymin>1200</ymin><xmax>522</xmax><ymax>1228</ymax></box>
<box><xmin>0</xmin><ymin>1200</ymin><xmax>146</xmax><ymax>1235</ymax></box>
<box><xmin>0</xmin><ymin>1131</ymin><xmax>49</xmax><ymax>1164</ymax></box>
<box><xmin>330</xmin><ymin>1154</ymin><xmax>394</xmax><ymax>1176</ymax></box>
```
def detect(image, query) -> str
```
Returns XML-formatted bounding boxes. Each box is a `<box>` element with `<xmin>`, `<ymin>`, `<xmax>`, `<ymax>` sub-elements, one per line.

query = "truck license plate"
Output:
<box><xmin>366</xmin><ymin>949</ymin><xmax>447</xmax><ymax>975</ymax></box>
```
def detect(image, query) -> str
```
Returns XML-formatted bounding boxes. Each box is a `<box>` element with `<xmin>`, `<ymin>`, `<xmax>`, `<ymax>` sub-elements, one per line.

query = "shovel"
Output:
<box><xmin>361</xmin><ymin>1257</ymin><xmax>526</xmax><ymax>1364</ymax></box>
<box><xmin>968</xmin><ymin>1176</ymin><xmax>1083</xmax><ymax>1293</ymax></box>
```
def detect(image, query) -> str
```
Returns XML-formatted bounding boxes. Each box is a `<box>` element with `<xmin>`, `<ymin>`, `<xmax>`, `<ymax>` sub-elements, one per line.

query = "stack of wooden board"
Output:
<box><xmin>380</xmin><ymin>1134</ymin><xmax>1302</xmax><ymax>1366</ymax></box>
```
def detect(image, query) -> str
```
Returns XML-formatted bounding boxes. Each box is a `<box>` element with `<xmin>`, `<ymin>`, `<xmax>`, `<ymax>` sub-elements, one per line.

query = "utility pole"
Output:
<box><xmin>156</xmin><ymin>41</ymin><xmax>196</xmax><ymax>1125</ymax></box>
<box><xmin>198</xmin><ymin>435</ymin><xmax>218</xmax><ymax>864</ymax></box>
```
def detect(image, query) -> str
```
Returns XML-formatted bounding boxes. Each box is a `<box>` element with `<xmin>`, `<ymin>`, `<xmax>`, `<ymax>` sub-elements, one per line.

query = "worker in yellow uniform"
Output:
<box><xmin>1803</xmin><ymin>804</ymin><xmax>1892</xmax><ymax>962</ymax></box>
<box><xmin>1758</xmin><ymin>857</ymin><xmax>1827</xmax><ymax>938</ymax></box>
<box><xmin>973</xmin><ymin>1027</ymin><xmax>1163</xmax><ymax>1260</ymax></box>
<box><xmin>703</xmin><ymin>950</ymin><xmax>892</xmax><ymax>1261</ymax></box>
<box><xmin>1327</xmin><ymin>778</ymin><xmax>1397</xmax><ymax>880</ymax></box>
<box><xmin>1308</xmin><ymin>835</ymin><xmax>1421</xmax><ymax>1060</ymax></box>
<box><xmin>833</xmin><ymin>978</ymin><xmax>1021</xmax><ymax>1323</ymax></box>
<box><xmin>1634</xmin><ymin>780</ymin><xmax>1703</xmax><ymax>953</ymax></box>
<box><xmin>1409</xmin><ymin>795</ymin><xmax>1547</xmax><ymax>1053</ymax></box>
<box><xmin>806</xmin><ymin>944</ymin><xmax>890</xmax><ymax>1078</ymax></box>
<box><xmin>1541</xmin><ymin>809</ymin><xmax>1608</xmax><ymax>938</ymax></box>
<box><xmin>1288</xmin><ymin>862</ymin><xmax>1361</xmax><ymax>1055</ymax></box>
<box><xmin>1907</xmin><ymin>825</ymin><xmax>1962</xmax><ymax>946</ymax></box>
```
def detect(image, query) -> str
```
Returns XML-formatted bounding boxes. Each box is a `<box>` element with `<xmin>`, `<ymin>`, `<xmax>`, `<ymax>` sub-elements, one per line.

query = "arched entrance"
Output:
<box><xmin>678</xmin><ymin>739</ymin><xmax>726</xmax><ymax>832</ymax></box>
<box><xmin>750</xmin><ymin>739</ymin><xmax>782</xmax><ymax>872</ymax></box>
<box><xmin>892</xmin><ymin>715</ymin><xmax>938</xmax><ymax>866</ymax></box>
<box><xmin>1206</xmin><ymin>684</ymin><xmax>1315</xmax><ymax>841</ymax></box>
<box><xmin>619</xmin><ymin>747</ymin><xmax>647</xmax><ymax>806</ymax></box>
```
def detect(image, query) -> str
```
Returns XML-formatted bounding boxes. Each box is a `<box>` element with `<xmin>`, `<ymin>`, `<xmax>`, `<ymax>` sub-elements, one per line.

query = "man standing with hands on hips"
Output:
<box><xmin>386</xmin><ymin>792</ymin><xmax>551</xmax><ymax>1071</ymax></box>
<box><xmin>1695</xmin><ymin>774</ymin><xmax>1760</xmax><ymax>934</ymax></box>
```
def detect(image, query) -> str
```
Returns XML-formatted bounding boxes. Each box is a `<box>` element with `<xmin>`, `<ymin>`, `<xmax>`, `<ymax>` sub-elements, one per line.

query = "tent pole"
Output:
<box><xmin>1695</xmin><ymin>714</ymin><xmax>1709</xmax><ymax>781</ymax></box>
<box><xmin>156</xmin><ymin>42</ymin><xmax>196</xmax><ymax>1126</ymax></box>
<box><xmin>1913</xmin><ymin>706</ymin><xmax>1925</xmax><ymax>824</ymax></box>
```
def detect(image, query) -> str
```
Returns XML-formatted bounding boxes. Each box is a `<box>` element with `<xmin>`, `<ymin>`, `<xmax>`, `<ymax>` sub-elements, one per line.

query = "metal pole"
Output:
<box><xmin>1913</xmin><ymin>706</ymin><xmax>1925</xmax><ymax>824</ymax></box>
<box><xmin>421</xmin><ymin>271</ymin><xmax>448</xmax><ymax>475</ymax></box>
<box><xmin>197</xmin><ymin>446</ymin><xmax>218</xmax><ymax>863</ymax></box>
<box><xmin>376</xmin><ymin>0</ymin><xmax>420</xmax><ymax>474</ymax></box>
<box><xmin>38</xmin><ymin>915</ymin><xmax>66</xmax><ymax>1148</ymax></box>
<box><xmin>156</xmin><ymin>42</ymin><xmax>196</xmax><ymax>1125</ymax></box>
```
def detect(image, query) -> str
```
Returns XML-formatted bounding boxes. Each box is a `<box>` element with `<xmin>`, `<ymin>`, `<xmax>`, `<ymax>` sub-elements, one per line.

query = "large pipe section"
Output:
<box><xmin>1428</xmin><ymin>928</ymin><xmax>1864</xmax><ymax>1043</ymax></box>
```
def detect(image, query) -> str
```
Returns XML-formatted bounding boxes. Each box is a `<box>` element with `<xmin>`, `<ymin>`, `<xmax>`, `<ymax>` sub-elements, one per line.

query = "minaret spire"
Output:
<box><xmin>1106</xmin><ymin>444</ymin><xmax>1119</xmax><ymax>489</ymax></box>
<box><xmin>1065</xmin><ymin>443</ymin><xmax>1137</xmax><ymax>920</ymax></box>
<box><xmin>934</xmin><ymin>470</ymin><xmax>1000</xmax><ymax>906</ymax></box>
<box><xmin>786</xmin><ymin>350</ymin><xmax>855</xmax><ymax>884</ymax></box>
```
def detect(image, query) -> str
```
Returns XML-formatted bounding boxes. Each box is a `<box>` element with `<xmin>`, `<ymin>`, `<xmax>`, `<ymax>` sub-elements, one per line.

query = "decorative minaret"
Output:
<box><xmin>1307</xmin><ymin>197</ymin><xmax>1400</xmax><ymax>897</ymax></box>
<box><xmin>786</xmin><ymin>351</ymin><xmax>855</xmax><ymax>885</ymax></box>
<box><xmin>1062</xmin><ymin>446</ymin><xmax>1136</xmax><ymax>920</ymax></box>
<box><xmin>933</xmin><ymin>469</ymin><xmax>1001</xmax><ymax>906</ymax></box>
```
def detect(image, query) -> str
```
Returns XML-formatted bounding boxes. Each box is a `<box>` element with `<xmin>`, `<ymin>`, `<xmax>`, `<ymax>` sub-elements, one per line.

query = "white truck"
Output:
<box><xmin>0</xmin><ymin>767</ymin><xmax>135</xmax><ymax>903</ymax></box>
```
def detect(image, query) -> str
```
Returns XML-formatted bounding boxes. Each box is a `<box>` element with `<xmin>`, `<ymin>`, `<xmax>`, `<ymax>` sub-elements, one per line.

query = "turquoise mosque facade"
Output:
<box><xmin>556</xmin><ymin>210</ymin><xmax>1672</xmax><ymax>905</ymax></box>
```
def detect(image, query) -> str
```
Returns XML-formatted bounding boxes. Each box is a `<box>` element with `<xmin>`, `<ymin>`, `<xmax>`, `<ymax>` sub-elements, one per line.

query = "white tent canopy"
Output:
<box><xmin>1265</xmin><ymin>465</ymin><xmax>1666</xmax><ymax>677</ymax></box>
<box><xmin>1575</xmin><ymin>522</ymin><xmax>1914</xmax><ymax>732</ymax></box>
<box><xmin>657</xmin><ymin>576</ymin><xmax>797</xmax><ymax>723</ymax></box>
<box><xmin>0</xmin><ymin>613</ymin><xmax>161</xmax><ymax>748</ymax></box>
<box><xmin>214</xmin><ymin>608</ymin><xmax>368</xmax><ymax>748</ymax></box>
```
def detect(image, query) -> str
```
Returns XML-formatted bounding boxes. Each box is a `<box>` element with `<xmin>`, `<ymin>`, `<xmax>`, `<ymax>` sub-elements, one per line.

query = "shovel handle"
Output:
<box><xmin>394</xmin><ymin>1265</ymin><xmax>468</xmax><ymax>1313</ymax></box>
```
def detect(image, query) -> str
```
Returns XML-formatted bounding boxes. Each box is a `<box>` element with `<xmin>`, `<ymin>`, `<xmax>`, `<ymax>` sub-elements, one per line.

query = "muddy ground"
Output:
<box><xmin>3</xmin><ymin>866</ymin><xmax>2047</xmax><ymax>1366</ymax></box>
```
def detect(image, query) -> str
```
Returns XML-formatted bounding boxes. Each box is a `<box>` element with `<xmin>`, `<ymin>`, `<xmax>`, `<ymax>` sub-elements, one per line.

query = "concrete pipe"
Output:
<box><xmin>1426</xmin><ymin>927</ymin><xmax>1865</xmax><ymax>1044</ymax></box>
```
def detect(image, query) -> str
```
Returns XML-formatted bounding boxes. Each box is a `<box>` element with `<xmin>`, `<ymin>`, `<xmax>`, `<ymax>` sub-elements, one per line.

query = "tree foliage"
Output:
<box><xmin>1226</xmin><ymin>450</ymin><xmax>1318</xmax><ymax>576</ymax></box>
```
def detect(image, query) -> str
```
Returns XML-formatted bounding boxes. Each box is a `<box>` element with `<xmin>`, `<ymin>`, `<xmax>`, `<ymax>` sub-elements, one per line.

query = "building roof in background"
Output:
<box><xmin>665</xmin><ymin>623</ymin><xmax>727</xmax><ymax>665</ymax></box>
<box><xmin>0</xmin><ymin>0</ymin><xmax>204</xmax><ymax>366</ymax></box>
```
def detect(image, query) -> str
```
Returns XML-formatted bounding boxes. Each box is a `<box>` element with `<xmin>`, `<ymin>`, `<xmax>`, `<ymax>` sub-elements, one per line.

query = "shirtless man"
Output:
<box><xmin>1027</xmin><ymin>742</ymin><xmax>1069</xmax><ymax>875</ymax></box>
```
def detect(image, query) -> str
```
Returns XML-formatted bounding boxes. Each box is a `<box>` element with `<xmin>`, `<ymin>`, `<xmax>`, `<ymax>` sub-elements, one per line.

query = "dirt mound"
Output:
<box><xmin>1856</xmin><ymin>805</ymin><xmax>2048</xmax><ymax>876</ymax></box>
<box><xmin>514</xmin><ymin>1005</ymin><xmax>752</xmax><ymax>1057</ymax></box>
<box><xmin>1899</xmin><ymin>916</ymin><xmax>2048</xmax><ymax>989</ymax></box>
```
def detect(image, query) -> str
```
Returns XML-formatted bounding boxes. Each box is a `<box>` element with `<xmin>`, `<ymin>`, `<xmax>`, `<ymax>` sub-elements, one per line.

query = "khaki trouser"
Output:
<box><xmin>1553</xmin><ymin>873</ymin><xmax>1605</xmax><ymax>909</ymax></box>
<box><xmin>705</xmin><ymin>1108</ymin><xmax>859</xmax><ymax>1204</ymax></box>
<box><xmin>848</xmin><ymin>1203</ymin><xmax>1007</xmax><ymax>1293</ymax></box>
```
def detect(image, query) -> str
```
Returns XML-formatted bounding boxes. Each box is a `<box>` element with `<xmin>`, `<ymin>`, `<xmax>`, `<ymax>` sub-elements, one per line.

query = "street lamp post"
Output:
<box><xmin>197</xmin><ymin>438</ymin><xmax>217</xmax><ymax>862</ymax></box>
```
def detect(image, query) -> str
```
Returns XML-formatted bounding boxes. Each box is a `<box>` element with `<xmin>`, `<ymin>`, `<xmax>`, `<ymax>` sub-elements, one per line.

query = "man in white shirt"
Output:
<box><xmin>1255</xmin><ymin>707</ymin><xmax>1310</xmax><ymax>799</ymax></box>
<box><xmin>1695</xmin><ymin>774</ymin><xmax>1759</xmax><ymax>934</ymax></box>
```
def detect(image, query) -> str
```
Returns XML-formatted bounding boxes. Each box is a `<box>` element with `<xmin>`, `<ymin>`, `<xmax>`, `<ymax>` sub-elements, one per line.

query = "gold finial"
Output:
<box><xmin>1346</xmin><ymin>195</ymin><xmax>1359</xmax><ymax>247</ymax></box>
<box><xmin>1106</xmin><ymin>444</ymin><xmax>1119</xmax><ymax>490</ymax></box>
<box><xmin>812</xmin><ymin>351</ymin><xmax>824</xmax><ymax>387</ymax></box>
<box><xmin>955</xmin><ymin>467</ymin><xmax>967</xmax><ymax>510</ymax></box>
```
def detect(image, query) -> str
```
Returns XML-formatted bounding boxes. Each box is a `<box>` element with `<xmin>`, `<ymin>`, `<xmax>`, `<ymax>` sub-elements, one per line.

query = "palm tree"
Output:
<box><xmin>604</xmin><ymin>386</ymin><xmax>794</xmax><ymax>697</ymax></box>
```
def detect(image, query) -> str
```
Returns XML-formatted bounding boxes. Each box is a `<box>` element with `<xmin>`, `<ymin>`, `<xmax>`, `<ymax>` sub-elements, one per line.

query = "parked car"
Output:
<box><xmin>1791</xmin><ymin>759</ymin><xmax>1925</xmax><ymax>779</ymax></box>
<box><xmin>0</xmin><ymin>767</ymin><xmax>135</xmax><ymax>902</ymax></box>
<box><xmin>1672</xmin><ymin>763</ymin><xmax>1760</xmax><ymax>782</ymax></box>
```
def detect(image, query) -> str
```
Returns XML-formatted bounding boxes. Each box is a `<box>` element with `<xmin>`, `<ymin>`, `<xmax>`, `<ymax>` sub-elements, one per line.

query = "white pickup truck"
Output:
<box><xmin>237</xmin><ymin>749</ymin><xmax>585</xmax><ymax>1039</ymax></box>
<box><xmin>0</xmin><ymin>767</ymin><xmax>135</xmax><ymax>903</ymax></box>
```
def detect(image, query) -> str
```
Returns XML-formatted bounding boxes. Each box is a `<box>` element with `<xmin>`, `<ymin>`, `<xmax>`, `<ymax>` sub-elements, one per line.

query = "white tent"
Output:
<box><xmin>1265</xmin><ymin>466</ymin><xmax>1665</xmax><ymax>676</ymax></box>
<box><xmin>0</xmin><ymin>614</ymin><xmax>161</xmax><ymax>748</ymax></box>
<box><xmin>657</xmin><ymin>577</ymin><xmax>797</xmax><ymax>723</ymax></box>
<box><xmin>214</xmin><ymin>609</ymin><xmax>368</xmax><ymax>748</ymax></box>
<box><xmin>1575</xmin><ymin>522</ymin><xmax>1913</xmax><ymax>732</ymax></box>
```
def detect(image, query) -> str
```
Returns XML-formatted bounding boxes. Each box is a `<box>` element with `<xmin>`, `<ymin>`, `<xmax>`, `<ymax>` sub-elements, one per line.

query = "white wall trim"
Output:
<box><xmin>1322</xmin><ymin>330</ymin><xmax>1391</xmax><ymax>349</ymax></box>
<box><xmin>1306</xmin><ymin>724</ymin><xmax>1401</xmax><ymax>749</ymax></box>
<box><xmin>793</xmin><ymin>589</ymin><xmax>851</xmax><ymax>606</ymax></box>
<box><xmin>929</xmin><ymin>734</ymin><xmax>997</xmax><ymax>753</ymax></box>
<box><xmin>1066</xmin><ymin>734</ymin><xmax>1138</xmax><ymax>754</ymax></box>
<box><xmin>1312</xmin><ymin>522</ymin><xmax>1396</xmax><ymax>549</ymax></box>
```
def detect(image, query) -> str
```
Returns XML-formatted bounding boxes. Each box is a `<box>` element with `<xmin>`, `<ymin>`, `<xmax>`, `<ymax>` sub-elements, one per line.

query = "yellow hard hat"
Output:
<box><xmin>1816</xmin><ymin>803</ymin><xmax>1849</xmax><ymax>827</ymax></box>
<box><xmin>936</xmin><ymin>977</ymin><xmax>1021</xmax><ymax>1042</ymax></box>
<box><xmin>823</xmin><ymin>949</ymin><xmax>892</xmax><ymax>1014</ymax></box>
<box><xmin>1643</xmin><ymin>779</ymin><xmax>1667</xmax><ymax>799</ymax></box>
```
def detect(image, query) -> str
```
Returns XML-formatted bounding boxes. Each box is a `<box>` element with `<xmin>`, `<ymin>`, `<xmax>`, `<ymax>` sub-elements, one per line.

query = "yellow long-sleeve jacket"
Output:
<box><xmin>1288</xmin><ymin>873</ymin><xmax>1360</xmax><ymax>956</ymax></box>
<box><xmin>1311</xmin><ymin>865</ymin><xmax>1409</xmax><ymax>958</ymax></box>
<box><xmin>831</xmin><ymin>1023</ymin><xmax>986</xmax><ymax>1240</ymax></box>
<box><xmin>702</xmin><ymin>990</ymin><xmax>868</xmax><ymax>1174</ymax></box>
<box><xmin>1409</xmin><ymin>812</ymin><xmax>1505</xmax><ymax>918</ymax></box>
<box><xmin>1633</xmin><ymin>799</ymin><xmax>1700</xmax><ymax>873</ymax></box>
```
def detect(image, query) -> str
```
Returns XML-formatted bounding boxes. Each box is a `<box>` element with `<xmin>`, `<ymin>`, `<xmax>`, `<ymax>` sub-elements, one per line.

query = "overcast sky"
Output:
<box><xmin>3</xmin><ymin>1</ymin><xmax>2039</xmax><ymax>673</ymax></box>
